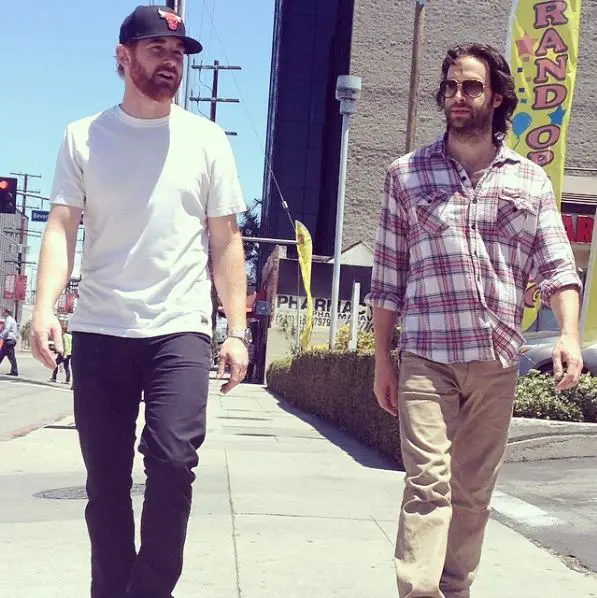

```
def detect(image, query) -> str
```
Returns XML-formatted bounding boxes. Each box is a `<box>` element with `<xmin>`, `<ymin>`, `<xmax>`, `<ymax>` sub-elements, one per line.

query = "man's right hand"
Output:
<box><xmin>373</xmin><ymin>355</ymin><xmax>399</xmax><ymax>416</ymax></box>
<box><xmin>31</xmin><ymin>310</ymin><xmax>63</xmax><ymax>369</ymax></box>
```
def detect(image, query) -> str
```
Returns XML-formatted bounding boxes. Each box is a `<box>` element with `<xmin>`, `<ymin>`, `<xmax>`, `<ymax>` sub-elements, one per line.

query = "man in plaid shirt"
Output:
<box><xmin>367</xmin><ymin>43</ymin><xmax>582</xmax><ymax>598</ymax></box>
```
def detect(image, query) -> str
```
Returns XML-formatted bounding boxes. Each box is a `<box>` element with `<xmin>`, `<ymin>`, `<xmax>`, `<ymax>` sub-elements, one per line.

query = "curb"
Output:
<box><xmin>1</xmin><ymin>411</ymin><xmax>72</xmax><ymax>442</ymax></box>
<box><xmin>0</xmin><ymin>374</ymin><xmax>71</xmax><ymax>390</ymax></box>
<box><xmin>505</xmin><ymin>433</ymin><xmax>597</xmax><ymax>463</ymax></box>
<box><xmin>506</xmin><ymin>417</ymin><xmax>597</xmax><ymax>462</ymax></box>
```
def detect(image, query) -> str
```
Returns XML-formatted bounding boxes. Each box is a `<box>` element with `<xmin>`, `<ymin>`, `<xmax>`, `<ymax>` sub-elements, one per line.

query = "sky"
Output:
<box><xmin>0</xmin><ymin>0</ymin><xmax>274</xmax><ymax>286</ymax></box>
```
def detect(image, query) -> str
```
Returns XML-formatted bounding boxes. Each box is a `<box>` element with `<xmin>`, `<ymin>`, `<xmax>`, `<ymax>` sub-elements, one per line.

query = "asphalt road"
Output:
<box><xmin>0</xmin><ymin>353</ymin><xmax>72</xmax><ymax>441</ymax></box>
<box><xmin>0</xmin><ymin>351</ymin><xmax>57</xmax><ymax>382</ymax></box>
<box><xmin>495</xmin><ymin>457</ymin><xmax>597</xmax><ymax>573</ymax></box>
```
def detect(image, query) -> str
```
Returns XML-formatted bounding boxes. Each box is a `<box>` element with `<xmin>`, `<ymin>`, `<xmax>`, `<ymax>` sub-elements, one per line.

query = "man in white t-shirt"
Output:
<box><xmin>31</xmin><ymin>6</ymin><xmax>250</xmax><ymax>598</ymax></box>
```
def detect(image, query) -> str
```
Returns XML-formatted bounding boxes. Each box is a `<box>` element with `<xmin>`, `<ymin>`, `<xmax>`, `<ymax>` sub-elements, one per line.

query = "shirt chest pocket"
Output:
<box><xmin>496</xmin><ymin>190</ymin><xmax>537</xmax><ymax>239</ymax></box>
<box><xmin>415</xmin><ymin>191</ymin><xmax>451</xmax><ymax>236</ymax></box>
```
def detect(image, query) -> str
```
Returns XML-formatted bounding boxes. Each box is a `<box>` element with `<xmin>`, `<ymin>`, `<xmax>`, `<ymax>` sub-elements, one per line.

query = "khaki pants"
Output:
<box><xmin>395</xmin><ymin>352</ymin><xmax>517</xmax><ymax>598</ymax></box>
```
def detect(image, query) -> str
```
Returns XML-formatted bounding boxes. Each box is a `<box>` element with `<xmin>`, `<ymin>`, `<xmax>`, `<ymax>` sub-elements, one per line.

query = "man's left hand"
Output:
<box><xmin>552</xmin><ymin>333</ymin><xmax>583</xmax><ymax>391</ymax></box>
<box><xmin>217</xmin><ymin>337</ymin><xmax>249</xmax><ymax>395</ymax></box>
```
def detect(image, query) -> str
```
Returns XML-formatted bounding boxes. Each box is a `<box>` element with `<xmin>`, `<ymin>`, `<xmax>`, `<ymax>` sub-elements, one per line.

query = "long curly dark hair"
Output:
<box><xmin>435</xmin><ymin>43</ymin><xmax>518</xmax><ymax>144</ymax></box>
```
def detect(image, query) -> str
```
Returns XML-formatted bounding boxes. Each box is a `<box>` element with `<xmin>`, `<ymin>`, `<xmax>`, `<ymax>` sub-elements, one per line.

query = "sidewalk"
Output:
<box><xmin>0</xmin><ymin>380</ymin><xmax>596</xmax><ymax>597</ymax></box>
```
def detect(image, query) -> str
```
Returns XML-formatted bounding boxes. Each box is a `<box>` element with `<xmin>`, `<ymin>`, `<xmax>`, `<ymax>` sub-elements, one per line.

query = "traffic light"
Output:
<box><xmin>0</xmin><ymin>177</ymin><xmax>17</xmax><ymax>214</ymax></box>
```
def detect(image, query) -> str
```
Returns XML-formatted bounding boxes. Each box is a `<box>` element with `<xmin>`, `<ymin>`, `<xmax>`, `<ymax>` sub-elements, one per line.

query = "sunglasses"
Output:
<box><xmin>440</xmin><ymin>79</ymin><xmax>486</xmax><ymax>99</ymax></box>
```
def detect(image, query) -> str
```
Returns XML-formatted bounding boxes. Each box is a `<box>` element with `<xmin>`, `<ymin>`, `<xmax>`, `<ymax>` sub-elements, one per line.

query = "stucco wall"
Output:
<box><xmin>343</xmin><ymin>0</ymin><xmax>597</xmax><ymax>248</ymax></box>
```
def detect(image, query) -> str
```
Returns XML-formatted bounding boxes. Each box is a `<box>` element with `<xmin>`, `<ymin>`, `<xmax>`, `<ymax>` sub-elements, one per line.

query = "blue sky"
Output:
<box><xmin>0</xmin><ymin>0</ymin><xmax>274</xmax><ymax>283</ymax></box>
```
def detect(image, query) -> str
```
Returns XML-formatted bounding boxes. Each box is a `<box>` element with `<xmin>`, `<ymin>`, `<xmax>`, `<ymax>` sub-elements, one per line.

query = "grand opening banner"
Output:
<box><xmin>506</xmin><ymin>0</ymin><xmax>582</xmax><ymax>330</ymax></box>
<box><xmin>295</xmin><ymin>220</ymin><xmax>314</xmax><ymax>348</ymax></box>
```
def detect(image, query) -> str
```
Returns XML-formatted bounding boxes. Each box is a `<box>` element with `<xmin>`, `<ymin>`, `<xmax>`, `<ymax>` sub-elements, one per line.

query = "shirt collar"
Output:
<box><xmin>428</xmin><ymin>134</ymin><xmax>522</xmax><ymax>166</ymax></box>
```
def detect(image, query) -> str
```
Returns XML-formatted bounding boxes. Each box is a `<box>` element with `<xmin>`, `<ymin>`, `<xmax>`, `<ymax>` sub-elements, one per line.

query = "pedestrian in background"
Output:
<box><xmin>367</xmin><ymin>43</ymin><xmax>582</xmax><ymax>598</ymax></box>
<box><xmin>51</xmin><ymin>322</ymin><xmax>72</xmax><ymax>384</ymax></box>
<box><xmin>0</xmin><ymin>307</ymin><xmax>19</xmax><ymax>376</ymax></box>
<box><xmin>30</xmin><ymin>5</ymin><xmax>250</xmax><ymax>598</ymax></box>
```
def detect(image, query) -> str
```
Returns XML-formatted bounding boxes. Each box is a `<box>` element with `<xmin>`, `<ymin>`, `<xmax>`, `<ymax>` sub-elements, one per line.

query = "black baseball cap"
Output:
<box><xmin>119</xmin><ymin>5</ymin><xmax>203</xmax><ymax>54</ymax></box>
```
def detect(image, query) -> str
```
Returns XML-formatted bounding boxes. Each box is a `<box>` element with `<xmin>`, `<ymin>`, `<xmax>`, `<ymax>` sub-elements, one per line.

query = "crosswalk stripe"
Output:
<box><xmin>492</xmin><ymin>490</ymin><xmax>565</xmax><ymax>528</ymax></box>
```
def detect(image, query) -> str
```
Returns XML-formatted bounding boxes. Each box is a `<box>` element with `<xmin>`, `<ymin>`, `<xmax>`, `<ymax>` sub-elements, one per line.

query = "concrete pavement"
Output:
<box><xmin>0</xmin><ymin>379</ymin><xmax>71</xmax><ymax>441</ymax></box>
<box><xmin>1</xmin><ymin>380</ymin><xmax>596</xmax><ymax>597</ymax></box>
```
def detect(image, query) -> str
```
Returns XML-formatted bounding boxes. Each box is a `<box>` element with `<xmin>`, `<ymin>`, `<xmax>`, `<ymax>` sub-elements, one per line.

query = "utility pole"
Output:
<box><xmin>9</xmin><ymin>172</ymin><xmax>41</xmax><ymax>321</ymax></box>
<box><xmin>184</xmin><ymin>56</ymin><xmax>193</xmax><ymax>110</ymax></box>
<box><xmin>166</xmin><ymin>0</ymin><xmax>179</xmax><ymax>10</ymax></box>
<box><xmin>189</xmin><ymin>61</ymin><xmax>241</xmax><ymax>135</ymax></box>
<box><xmin>405</xmin><ymin>0</ymin><xmax>427</xmax><ymax>153</ymax></box>
<box><xmin>166</xmin><ymin>0</ymin><xmax>187</xmax><ymax>107</ymax></box>
<box><xmin>189</xmin><ymin>60</ymin><xmax>242</xmax><ymax>331</ymax></box>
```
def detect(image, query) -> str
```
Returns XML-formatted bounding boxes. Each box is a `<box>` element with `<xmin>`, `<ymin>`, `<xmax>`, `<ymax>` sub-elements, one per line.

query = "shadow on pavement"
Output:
<box><xmin>273</xmin><ymin>395</ymin><xmax>401</xmax><ymax>472</ymax></box>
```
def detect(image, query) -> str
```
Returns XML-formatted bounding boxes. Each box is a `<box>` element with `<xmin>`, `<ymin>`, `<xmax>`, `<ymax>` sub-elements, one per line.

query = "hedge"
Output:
<box><xmin>267</xmin><ymin>350</ymin><xmax>403</xmax><ymax>467</ymax></box>
<box><xmin>515</xmin><ymin>372</ymin><xmax>597</xmax><ymax>422</ymax></box>
<box><xmin>267</xmin><ymin>351</ymin><xmax>597</xmax><ymax>468</ymax></box>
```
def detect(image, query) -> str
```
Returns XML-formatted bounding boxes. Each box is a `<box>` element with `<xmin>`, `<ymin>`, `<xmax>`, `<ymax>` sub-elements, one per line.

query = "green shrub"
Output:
<box><xmin>333</xmin><ymin>323</ymin><xmax>400</xmax><ymax>353</ymax></box>
<box><xmin>514</xmin><ymin>372</ymin><xmax>597</xmax><ymax>422</ymax></box>
<box><xmin>267</xmin><ymin>349</ymin><xmax>403</xmax><ymax>467</ymax></box>
<box><xmin>267</xmin><ymin>355</ymin><xmax>597</xmax><ymax>469</ymax></box>
<box><xmin>556</xmin><ymin>373</ymin><xmax>597</xmax><ymax>423</ymax></box>
<box><xmin>514</xmin><ymin>374</ymin><xmax>583</xmax><ymax>421</ymax></box>
<box><xmin>19</xmin><ymin>320</ymin><xmax>32</xmax><ymax>348</ymax></box>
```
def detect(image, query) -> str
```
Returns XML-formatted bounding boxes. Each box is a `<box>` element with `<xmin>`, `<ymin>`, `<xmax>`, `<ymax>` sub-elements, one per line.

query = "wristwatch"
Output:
<box><xmin>227</xmin><ymin>327</ymin><xmax>252</xmax><ymax>347</ymax></box>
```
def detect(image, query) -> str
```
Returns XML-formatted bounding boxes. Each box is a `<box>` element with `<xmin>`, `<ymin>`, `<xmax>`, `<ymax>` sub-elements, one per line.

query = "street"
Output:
<box><xmin>0</xmin><ymin>352</ymin><xmax>72</xmax><ymax>441</ymax></box>
<box><xmin>0</xmin><ymin>351</ymin><xmax>58</xmax><ymax>382</ymax></box>
<box><xmin>496</xmin><ymin>457</ymin><xmax>597</xmax><ymax>574</ymax></box>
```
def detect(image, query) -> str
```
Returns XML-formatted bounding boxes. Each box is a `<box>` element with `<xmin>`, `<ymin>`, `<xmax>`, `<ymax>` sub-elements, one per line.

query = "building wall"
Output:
<box><xmin>0</xmin><ymin>213</ymin><xmax>23</xmax><ymax>314</ymax></box>
<box><xmin>344</xmin><ymin>0</ymin><xmax>597</xmax><ymax>248</ymax></box>
<box><xmin>260</xmin><ymin>0</ymin><xmax>354</xmax><ymax>260</ymax></box>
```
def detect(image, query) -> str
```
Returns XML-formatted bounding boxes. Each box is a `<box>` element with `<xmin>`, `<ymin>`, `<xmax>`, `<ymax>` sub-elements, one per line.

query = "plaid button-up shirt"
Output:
<box><xmin>366</xmin><ymin>136</ymin><xmax>581</xmax><ymax>365</ymax></box>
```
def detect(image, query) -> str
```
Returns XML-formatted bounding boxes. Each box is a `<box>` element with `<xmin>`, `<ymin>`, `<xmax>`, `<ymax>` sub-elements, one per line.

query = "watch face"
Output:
<box><xmin>229</xmin><ymin>328</ymin><xmax>252</xmax><ymax>345</ymax></box>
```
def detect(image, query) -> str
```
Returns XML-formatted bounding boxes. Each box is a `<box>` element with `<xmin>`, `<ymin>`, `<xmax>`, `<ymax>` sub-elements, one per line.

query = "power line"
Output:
<box><xmin>189</xmin><ymin>61</ymin><xmax>241</xmax><ymax>136</ymax></box>
<box><xmin>200</xmin><ymin>8</ymin><xmax>294</xmax><ymax>229</ymax></box>
<box><xmin>206</xmin><ymin>0</ymin><xmax>216</xmax><ymax>52</ymax></box>
<box><xmin>198</xmin><ymin>0</ymin><xmax>208</xmax><ymax>43</ymax></box>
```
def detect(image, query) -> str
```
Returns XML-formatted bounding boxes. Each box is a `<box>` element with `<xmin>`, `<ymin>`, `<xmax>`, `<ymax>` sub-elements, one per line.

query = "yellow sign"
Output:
<box><xmin>506</xmin><ymin>0</ymin><xmax>582</xmax><ymax>330</ymax></box>
<box><xmin>295</xmin><ymin>220</ymin><xmax>314</xmax><ymax>348</ymax></box>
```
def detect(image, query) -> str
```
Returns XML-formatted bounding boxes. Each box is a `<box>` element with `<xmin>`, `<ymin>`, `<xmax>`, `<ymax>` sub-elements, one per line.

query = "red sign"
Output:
<box><xmin>15</xmin><ymin>275</ymin><xmax>27</xmax><ymax>301</ymax></box>
<box><xmin>562</xmin><ymin>213</ymin><xmax>594</xmax><ymax>244</ymax></box>
<box><xmin>56</xmin><ymin>292</ymin><xmax>76</xmax><ymax>314</ymax></box>
<box><xmin>4</xmin><ymin>274</ymin><xmax>27</xmax><ymax>300</ymax></box>
<box><xmin>3</xmin><ymin>274</ymin><xmax>15</xmax><ymax>300</ymax></box>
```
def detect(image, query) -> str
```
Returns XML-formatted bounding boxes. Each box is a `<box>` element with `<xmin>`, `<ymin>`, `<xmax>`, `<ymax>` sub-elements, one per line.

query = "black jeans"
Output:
<box><xmin>52</xmin><ymin>354</ymin><xmax>71</xmax><ymax>382</ymax></box>
<box><xmin>0</xmin><ymin>339</ymin><xmax>18</xmax><ymax>375</ymax></box>
<box><xmin>71</xmin><ymin>332</ymin><xmax>210</xmax><ymax>598</ymax></box>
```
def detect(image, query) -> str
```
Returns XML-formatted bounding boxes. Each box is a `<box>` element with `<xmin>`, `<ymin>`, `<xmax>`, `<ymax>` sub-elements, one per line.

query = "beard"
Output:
<box><xmin>129</xmin><ymin>54</ymin><xmax>182</xmax><ymax>102</ymax></box>
<box><xmin>445</xmin><ymin>102</ymin><xmax>493</xmax><ymax>140</ymax></box>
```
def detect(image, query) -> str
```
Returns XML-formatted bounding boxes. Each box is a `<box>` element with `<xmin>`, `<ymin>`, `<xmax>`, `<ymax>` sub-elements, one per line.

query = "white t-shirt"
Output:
<box><xmin>50</xmin><ymin>104</ymin><xmax>246</xmax><ymax>338</ymax></box>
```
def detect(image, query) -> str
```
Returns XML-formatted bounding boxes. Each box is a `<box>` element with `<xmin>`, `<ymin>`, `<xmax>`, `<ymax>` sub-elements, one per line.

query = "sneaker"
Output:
<box><xmin>8</xmin><ymin>372</ymin><xmax>18</xmax><ymax>377</ymax></box>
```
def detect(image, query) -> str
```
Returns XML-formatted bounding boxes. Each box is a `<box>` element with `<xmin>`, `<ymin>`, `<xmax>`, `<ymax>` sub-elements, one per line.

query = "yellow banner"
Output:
<box><xmin>506</xmin><ymin>0</ymin><xmax>582</xmax><ymax>331</ymax></box>
<box><xmin>295</xmin><ymin>220</ymin><xmax>314</xmax><ymax>348</ymax></box>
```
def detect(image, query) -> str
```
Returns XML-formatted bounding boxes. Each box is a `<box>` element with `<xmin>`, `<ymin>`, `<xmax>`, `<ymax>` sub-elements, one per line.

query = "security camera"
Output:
<box><xmin>336</xmin><ymin>75</ymin><xmax>362</xmax><ymax>115</ymax></box>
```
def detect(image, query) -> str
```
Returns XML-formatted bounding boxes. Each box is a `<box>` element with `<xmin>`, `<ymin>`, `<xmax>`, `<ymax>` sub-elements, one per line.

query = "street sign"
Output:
<box><xmin>31</xmin><ymin>210</ymin><xmax>49</xmax><ymax>222</ymax></box>
<box><xmin>31</xmin><ymin>209</ymin><xmax>84</xmax><ymax>225</ymax></box>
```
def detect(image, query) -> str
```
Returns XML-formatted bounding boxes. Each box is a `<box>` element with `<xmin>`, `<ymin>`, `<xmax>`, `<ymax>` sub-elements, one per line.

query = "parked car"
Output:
<box><xmin>518</xmin><ymin>333</ymin><xmax>597</xmax><ymax>376</ymax></box>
